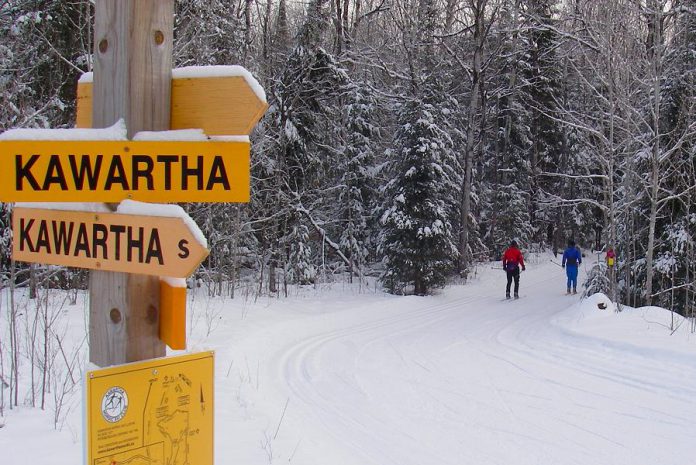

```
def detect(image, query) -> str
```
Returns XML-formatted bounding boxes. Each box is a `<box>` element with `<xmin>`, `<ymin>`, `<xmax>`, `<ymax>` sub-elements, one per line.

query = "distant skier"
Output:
<box><xmin>605</xmin><ymin>247</ymin><xmax>616</xmax><ymax>267</ymax></box>
<box><xmin>561</xmin><ymin>239</ymin><xmax>582</xmax><ymax>294</ymax></box>
<box><xmin>502</xmin><ymin>240</ymin><xmax>526</xmax><ymax>299</ymax></box>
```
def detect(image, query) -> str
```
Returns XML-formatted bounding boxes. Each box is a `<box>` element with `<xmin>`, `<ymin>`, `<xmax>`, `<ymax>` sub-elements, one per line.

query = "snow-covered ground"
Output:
<box><xmin>1</xmin><ymin>252</ymin><xmax>695</xmax><ymax>464</ymax></box>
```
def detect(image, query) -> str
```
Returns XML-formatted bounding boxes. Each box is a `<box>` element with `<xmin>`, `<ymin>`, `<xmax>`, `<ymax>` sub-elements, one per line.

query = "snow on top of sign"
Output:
<box><xmin>0</xmin><ymin>119</ymin><xmax>127</xmax><ymax>140</ymax></box>
<box><xmin>133</xmin><ymin>129</ymin><xmax>209</xmax><ymax>141</ymax></box>
<box><xmin>117</xmin><ymin>200</ymin><xmax>207</xmax><ymax>249</ymax></box>
<box><xmin>133</xmin><ymin>131</ymin><xmax>250</xmax><ymax>143</ymax></box>
<box><xmin>211</xmin><ymin>135</ymin><xmax>250</xmax><ymax>143</ymax></box>
<box><xmin>80</xmin><ymin>66</ymin><xmax>266</xmax><ymax>103</ymax></box>
<box><xmin>14</xmin><ymin>202</ymin><xmax>111</xmax><ymax>213</ymax></box>
<box><xmin>160</xmin><ymin>276</ymin><xmax>187</xmax><ymax>288</ymax></box>
<box><xmin>173</xmin><ymin>65</ymin><xmax>267</xmax><ymax>103</ymax></box>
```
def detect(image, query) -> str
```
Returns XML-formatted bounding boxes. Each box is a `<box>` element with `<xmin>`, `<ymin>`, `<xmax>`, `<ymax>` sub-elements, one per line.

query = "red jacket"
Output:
<box><xmin>502</xmin><ymin>246</ymin><xmax>525</xmax><ymax>271</ymax></box>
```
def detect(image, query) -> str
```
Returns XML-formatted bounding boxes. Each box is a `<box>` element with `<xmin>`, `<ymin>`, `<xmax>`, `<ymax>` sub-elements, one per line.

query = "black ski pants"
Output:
<box><xmin>506</xmin><ymin>268</ymin><xmax>520</xmax><ymax>295</ymax></box>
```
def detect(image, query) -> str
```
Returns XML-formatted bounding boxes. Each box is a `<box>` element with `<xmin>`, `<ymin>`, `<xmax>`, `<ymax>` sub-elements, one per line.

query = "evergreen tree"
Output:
<box><xmin>651</xmin><ymin>0</ymin><xmax>696</xmax><ymax>312</ymax></box>
<box><xmin>252</xmin><ymin>0</ymin><xmax>349</xmax><ymax>288</ymax></box>
<box><xmin>336</xmin><ymin>82</ymin><xmax>379</xmax><ymax>279</ymax></box>
<box><xmin>378</xmin><ymin>0</ymin><xmax>460</xmax><ymax>295</ymax></box>
<box><xmin>379</xmin><ymin>97</ymin><xmax>459</xmax><ymax>295</ymax></box>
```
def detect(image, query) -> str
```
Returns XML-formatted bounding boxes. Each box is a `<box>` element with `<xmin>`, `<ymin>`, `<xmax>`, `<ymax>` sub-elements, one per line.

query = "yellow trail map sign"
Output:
<box><xmin>86</xmin><ymin>352</ymin><xmax>214</xmax><ymax>465</ymax></box>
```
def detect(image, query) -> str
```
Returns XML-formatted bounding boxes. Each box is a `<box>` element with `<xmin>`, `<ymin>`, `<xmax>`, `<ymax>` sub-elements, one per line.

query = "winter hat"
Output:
<box><xmin>568</xmin><ymin>239</ymin><xmax>575</xmax><ymax>247</ymax></box>
<box><xmin>510</xmin><ymin>240</ymin><xmax>518</xmax><ymax>248</ymax></box>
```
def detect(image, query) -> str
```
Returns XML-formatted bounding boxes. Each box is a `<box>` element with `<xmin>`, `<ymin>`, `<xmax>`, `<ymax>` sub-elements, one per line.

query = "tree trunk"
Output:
<box><xmin>243</xmin><ymin>0</ymin><xmax>253</xmax><ymax>64</ymax></box>
<box><xmin>459</xmin><ymin>0</ymin><xmax>486</xmax><ymax>276</ymax></box>
<box><xmin>445</xmin><ymin>0</ymin><xmax>458</xmax><ymax>33</ymax></box>
<box><xmin>9</xmin><ymin>259</ymin><xmax>18</xmax><ymax>408</ymax></box>
<box><xmin>644</xmin><ymin>0</ymin><xmax>664</xmax><ymax>306</ymax></box>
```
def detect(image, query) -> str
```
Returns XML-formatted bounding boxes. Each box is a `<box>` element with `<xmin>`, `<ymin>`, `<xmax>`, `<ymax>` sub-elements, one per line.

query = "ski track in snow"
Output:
<box><xmin>266</xmin><ymin>261</ymin><xmax>696</xmax><ymax>465</ymax></box>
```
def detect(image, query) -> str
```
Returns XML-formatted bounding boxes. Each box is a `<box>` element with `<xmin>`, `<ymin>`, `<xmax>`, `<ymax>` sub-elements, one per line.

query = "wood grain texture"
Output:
<box><xmin>76</xmin><ymin>81</ymin><xmax>92</xmax><ymax>128</ymax></box>
<box><xmin>89</xmin><ymin>0</ymin><xmax>174</xmax><ymax>366</ymax></box>
<box><xmin>170</xmin><ymin>76</ymin><xmax>268</xmax><ymax>135</ymax></box>
<box><xmin>92</xmin><ymin>0</ymin><xmax>173</xmax><ymax>136</ymax></box>
<box><xmin>89</xmin><ymin>272</ymin><xmax>162</xmax><ymax>365</ymax></box>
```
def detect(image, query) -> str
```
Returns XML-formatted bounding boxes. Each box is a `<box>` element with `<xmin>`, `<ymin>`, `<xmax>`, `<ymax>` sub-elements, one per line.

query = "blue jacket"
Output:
<box><xmin>562</xmin><ymin>246</ymin><xmax>582</xmax><ymax>267</ymax></box>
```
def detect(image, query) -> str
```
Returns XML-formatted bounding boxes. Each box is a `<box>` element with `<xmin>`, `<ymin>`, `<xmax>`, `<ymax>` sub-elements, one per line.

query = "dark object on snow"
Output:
<box><xmin>502</xmin><ymin>244</ymin><xmax>525</xmax><ymax>298</ymax></box>
<box><xmin>597</xmin><ymin>302</ymin><xmax>607</xmax><ymax>310</ymax></box>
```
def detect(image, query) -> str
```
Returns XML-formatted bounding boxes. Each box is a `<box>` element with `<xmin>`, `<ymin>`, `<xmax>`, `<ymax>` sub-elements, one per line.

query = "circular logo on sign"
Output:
<box><xmin>101</xmin><ymin>386</ymin><xmax>128</xmax><ymax>423</ymax></box>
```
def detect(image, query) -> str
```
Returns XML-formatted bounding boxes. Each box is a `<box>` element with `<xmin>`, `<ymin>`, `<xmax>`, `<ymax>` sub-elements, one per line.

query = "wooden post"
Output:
<box><xmin>89</xmin><ymin>0</ymin><xmax>173</xmax><ymax>366</ymax></box>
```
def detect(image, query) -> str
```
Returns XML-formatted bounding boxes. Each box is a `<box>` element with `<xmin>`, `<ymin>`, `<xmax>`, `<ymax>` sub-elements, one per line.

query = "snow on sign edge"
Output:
<box><xmin>116</xmin><ymin>200</ymin><xmax>208</xmax><ymax>250</ymax></box>
<box><xmin>0</xmin><ymin>119</ymin><xmax>128</xmax><ymax>140</ymax></box>
<box><xmin>79</xmin><ymin>65</ymin><xmax>267</xmax><ymax>104</ymax></box>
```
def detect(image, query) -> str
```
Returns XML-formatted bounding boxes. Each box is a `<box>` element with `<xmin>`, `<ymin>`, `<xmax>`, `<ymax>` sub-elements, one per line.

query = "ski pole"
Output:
<box><xmin>550</xmin><ymin>259</ymin><xmax>563</xmax><ymax>267</ymax></box>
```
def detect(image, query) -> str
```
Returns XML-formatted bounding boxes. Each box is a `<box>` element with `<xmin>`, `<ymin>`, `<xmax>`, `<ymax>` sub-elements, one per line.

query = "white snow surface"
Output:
<box><xmin>160</xmin><ymin>276</ymin><xmax>187</xmax><ymax>288</ymax></box>
<box><xmin>1</xmin><ymin>253</ymin><xmax>694</xmax><ymax>465</ymax></box>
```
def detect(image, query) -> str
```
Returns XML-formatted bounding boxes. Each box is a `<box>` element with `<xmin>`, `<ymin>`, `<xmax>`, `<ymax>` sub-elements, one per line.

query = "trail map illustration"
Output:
<box><xmin>87</xmin><ymin>352</ymin><xmax>214</xmax><ymax>465</ymax></box>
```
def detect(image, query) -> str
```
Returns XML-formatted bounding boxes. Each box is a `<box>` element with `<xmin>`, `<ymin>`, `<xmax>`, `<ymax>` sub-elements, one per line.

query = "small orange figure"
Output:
<box><xmin>606</xmin><ymin>248</ymin><xmax>615</xmax><ymax>267</ymax></box>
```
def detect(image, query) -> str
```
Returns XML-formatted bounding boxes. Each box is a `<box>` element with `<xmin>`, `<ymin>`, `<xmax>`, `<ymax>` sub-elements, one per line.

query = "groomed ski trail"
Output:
<box><xmin>257</xmin><ymin>257</ymin><xmax>696</xmax><ymax>465</ymax></box>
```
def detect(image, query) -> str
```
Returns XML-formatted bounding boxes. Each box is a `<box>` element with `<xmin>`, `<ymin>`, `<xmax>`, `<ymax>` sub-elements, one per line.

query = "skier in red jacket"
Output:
<box><xmin>502</xmin><ymin>240</ymin><xmax>526</xmax><ymax>299</ymax></box>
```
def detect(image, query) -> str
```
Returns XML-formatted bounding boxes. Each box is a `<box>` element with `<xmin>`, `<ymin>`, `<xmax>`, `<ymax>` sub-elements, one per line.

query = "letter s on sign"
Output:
<box><xmin>178</xmin><ymin>239</ymin><xmax>190</xmax><ymax>259</ymax></box>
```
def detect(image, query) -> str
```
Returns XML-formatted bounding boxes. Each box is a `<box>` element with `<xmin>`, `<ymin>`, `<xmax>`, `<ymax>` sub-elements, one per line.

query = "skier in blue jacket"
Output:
<box><xmin>561</xmin><ymin>239</ymin><xmax>582</xmax><ymax>294</ymax></box>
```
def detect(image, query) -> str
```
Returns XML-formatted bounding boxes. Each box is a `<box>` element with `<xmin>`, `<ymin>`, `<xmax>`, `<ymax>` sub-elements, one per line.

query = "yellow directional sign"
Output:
<box><xmin>86</xmin><ymin>351</ymin><xmax>214</xmax><ymax>465</ymax></box>
<box><xmin>78</xmin><ymin>75</ymin><xmax>268</xmax><ymax>135</ymax></box>
<box><xmin>12</xmin><ymin>207</ymin><xmax>208</xmax><ymax>278</ymax></box>
<box><xmin>0</xmin><ymin>140</ymin><xmax>249</xmax><ymax>203</ymax></box>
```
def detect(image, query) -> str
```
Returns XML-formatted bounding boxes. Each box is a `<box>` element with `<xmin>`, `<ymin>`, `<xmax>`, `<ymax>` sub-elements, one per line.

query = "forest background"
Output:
<box><xmin>0</xmin><ymin>0</ymin><xmax>693</xmax><ymax>310</ymax></box>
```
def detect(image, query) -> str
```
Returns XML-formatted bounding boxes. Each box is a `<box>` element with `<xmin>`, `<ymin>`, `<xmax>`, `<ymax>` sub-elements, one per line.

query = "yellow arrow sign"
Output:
<box><xmin>0</xmin><ymin>140</ymin><xmax>249</xmax><ymax>203</ymax></box>
<box><xmin>12</xmin><ymin>207</ymin><xmax>209</xmax><ymax>278</ymax></box>
<box><xmin>77</xmin><ymin>72</ymin><xmax>268</xmax><ymax>135</ymax></box>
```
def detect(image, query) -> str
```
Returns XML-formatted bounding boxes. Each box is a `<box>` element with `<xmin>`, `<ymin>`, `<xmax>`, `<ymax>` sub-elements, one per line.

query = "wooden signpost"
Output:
<box><xmin>2</xmin><ymin>0</ymin><xmax>267</xmax><ymax>463</ymax></box>
<box><xmin>12</xmin><ymin>207</ymin><xmax>209</xmax><ymax>277</ymax></box>
<box><xmin>87</xmin><ymin>0</ymin><xmax>173</xmax><ymax>367</ymax></box>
